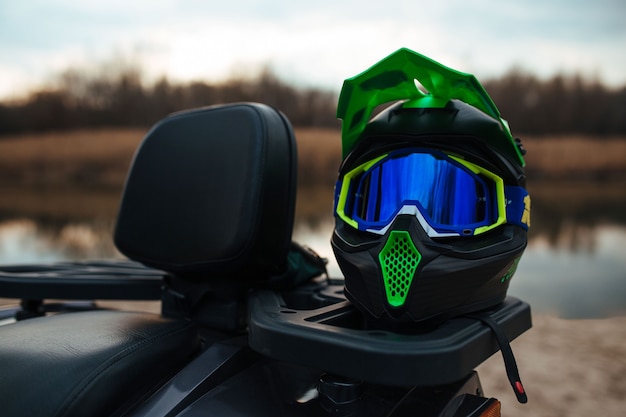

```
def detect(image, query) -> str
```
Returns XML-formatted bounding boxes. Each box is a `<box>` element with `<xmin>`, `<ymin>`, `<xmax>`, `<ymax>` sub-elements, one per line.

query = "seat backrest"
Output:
<box><xmin>114</xmin><ymin>102</ymin><xmax>297</xmax><ymax>282</ymax></box>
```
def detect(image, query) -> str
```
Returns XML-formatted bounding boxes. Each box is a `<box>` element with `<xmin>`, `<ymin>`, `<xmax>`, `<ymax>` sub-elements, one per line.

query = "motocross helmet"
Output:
<box><xmin>332</xmin><ymin>48</ymin><xmax>531</xmax><ymax>327</ymax></box>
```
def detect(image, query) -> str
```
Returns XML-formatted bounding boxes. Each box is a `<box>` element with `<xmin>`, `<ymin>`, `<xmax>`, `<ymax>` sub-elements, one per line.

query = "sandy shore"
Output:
<box><xmin>478</xmin><ymin>314</ymin><xmax>626</xmax><ymax>417</ymax></box>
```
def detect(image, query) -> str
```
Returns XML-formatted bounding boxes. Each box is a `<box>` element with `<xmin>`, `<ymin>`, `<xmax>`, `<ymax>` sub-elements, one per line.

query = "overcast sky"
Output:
<box><xmin>1</xmin><ymin>0</ymin><xmax>624</xmax><ymax>99</ymax></box>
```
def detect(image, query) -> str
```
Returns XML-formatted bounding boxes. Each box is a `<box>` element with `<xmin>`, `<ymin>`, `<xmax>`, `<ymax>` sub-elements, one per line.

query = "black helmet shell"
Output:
<box><xmin>332</xmin><ymin>99</ymin><xmax>529</xmax><ymax>327</ymax></box>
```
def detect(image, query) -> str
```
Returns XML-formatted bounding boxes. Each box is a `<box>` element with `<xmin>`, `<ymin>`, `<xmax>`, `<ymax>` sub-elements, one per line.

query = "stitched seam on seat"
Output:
<box><xmin>55</xmin><ymin>320</ymin><xmax>195</xmax><ymax>417</ymax></box>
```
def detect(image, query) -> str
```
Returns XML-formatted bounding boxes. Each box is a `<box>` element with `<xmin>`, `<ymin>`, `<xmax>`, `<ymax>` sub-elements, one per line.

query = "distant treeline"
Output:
<box><xmin>0</xmin><ymin>63</ymin><xmax>625</xmax><ymax>136</ymax></box>
<box><xmin>0</xmin><ymin>67</ymin><xmax>340</xmax><ymax>135</ymax></box>
<box><xmin>483</xmin><ymin>71</ymin><xmax>626</xmax><ymax>136</ymax></box>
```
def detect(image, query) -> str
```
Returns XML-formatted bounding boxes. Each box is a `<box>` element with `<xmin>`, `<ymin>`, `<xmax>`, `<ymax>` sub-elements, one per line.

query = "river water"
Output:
<box><xmin>0</xmin><ymin>180</ymin><xmax>624</xmax><ymax>319</ymax></box>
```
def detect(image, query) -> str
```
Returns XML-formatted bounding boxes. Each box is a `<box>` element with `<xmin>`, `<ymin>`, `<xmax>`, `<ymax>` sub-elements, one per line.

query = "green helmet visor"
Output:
<box><xmin>336</xmin><ymin>48</ymin><xmax>525</xmax><ymax>166</ymax></box>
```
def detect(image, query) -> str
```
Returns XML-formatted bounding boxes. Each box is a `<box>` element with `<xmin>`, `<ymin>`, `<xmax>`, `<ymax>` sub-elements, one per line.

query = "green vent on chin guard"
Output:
<box><xmin>379</xmin><ymin>231</ymin><xmax>422</xmax><ymax>307</ymax></box>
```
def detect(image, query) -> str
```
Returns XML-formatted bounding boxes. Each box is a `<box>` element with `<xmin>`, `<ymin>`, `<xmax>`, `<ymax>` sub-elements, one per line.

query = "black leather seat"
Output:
<box><xmin>0</xmin><ymin>311</ymin><xmax>199</xmax><ymax>417</ymax></box>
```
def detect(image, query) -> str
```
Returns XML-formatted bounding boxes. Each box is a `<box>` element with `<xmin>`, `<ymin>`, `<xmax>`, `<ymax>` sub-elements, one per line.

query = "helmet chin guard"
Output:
<box><xmin>333</xmin><ymin>214</ymin><xmax>527</xmax><ymax>326</ymax></box>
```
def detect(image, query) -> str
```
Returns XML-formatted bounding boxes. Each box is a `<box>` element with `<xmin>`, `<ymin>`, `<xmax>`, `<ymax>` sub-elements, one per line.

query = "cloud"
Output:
<box><xmin>1</xmin><ymin>0</ymin><xmax>625</xmax><ymax>100</ymax></box>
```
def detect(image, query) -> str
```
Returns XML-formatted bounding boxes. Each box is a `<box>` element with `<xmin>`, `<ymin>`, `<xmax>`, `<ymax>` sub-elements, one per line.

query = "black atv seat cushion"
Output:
<box><xmin>0</xmin><ymin>310</ymin><xmax>200</xmax><ymax>417</ymax></box>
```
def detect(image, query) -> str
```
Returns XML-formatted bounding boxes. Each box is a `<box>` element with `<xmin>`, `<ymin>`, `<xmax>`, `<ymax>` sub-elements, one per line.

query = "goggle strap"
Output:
<box><xmin>505</xmin><ymin>186</ymin><xmax>530</xmax><ymax>230</ymax></box>
<box><xmin>465</xmin><ymin>313</ymin><xmax>528</xmax><ymax>403</ymax></box>
<box><xmin>333</xmin><ymin>180</ymin><xmax>341</xmax><ymax>215</ymax></box>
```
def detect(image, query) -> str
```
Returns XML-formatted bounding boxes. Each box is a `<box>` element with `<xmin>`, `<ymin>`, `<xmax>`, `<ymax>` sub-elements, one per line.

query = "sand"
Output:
<box><xmin>477</xmin><ymin>314</ymin><xmax>626</xmax><ymax>417</ymax></box>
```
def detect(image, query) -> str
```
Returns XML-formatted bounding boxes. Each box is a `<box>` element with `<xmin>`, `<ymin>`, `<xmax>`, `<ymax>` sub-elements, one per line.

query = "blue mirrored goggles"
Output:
<box><xmin>335</xmin><ymin>149</ymin><xmax>530</xmax><ymax>237</ymax></box>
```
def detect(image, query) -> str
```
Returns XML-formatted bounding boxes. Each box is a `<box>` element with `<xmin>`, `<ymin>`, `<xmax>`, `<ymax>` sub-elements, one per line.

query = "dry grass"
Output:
<box><xmin>522</xmin><ymin>135</ymin><xmax>626</xmax><ymax>177</ymax></box>
<box><xmin>0</xmin><ymin>128</ymin><xmax>147</xmax><ymax>187</ymax></box>
<box><xmin>0</xmin><ymin>186</ymin><xmax>123</xmax><ymax>221</ymax></box>
<box><xmin>294</xmin><ymin>128</ymin><xmax>342</xmax><ymax>187</ymax></box>
<box><xmin>0</xmin><ymin>129</ymin><xmax>624</xmax><ymax>189</ymax></box>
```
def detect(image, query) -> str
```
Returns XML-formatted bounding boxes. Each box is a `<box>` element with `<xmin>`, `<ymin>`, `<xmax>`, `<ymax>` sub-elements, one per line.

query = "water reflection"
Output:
<box><xmin>527</xmin><ymin>180</ymin><xmax>626</xmax><ymax>251</ymax></box>
<box><xmin>0</xmin><ymin>219</ymin><xmax>120</xmax><ymax>264</ymax></box>
<box><xmin>514</xmin><ymin>226</ymin><xmax>626</xmax><ymax>319</ymax></box>
<box><xmin>0</xmin><ymin>179</ymin><xmax>625</xmax><ymax>319</ymax></box>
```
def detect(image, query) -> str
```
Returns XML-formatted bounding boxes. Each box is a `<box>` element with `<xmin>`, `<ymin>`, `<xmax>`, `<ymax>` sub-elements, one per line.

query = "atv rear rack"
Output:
<box><xmin>248</xmin><ymin>278</ymin><xmax>531</xmax><ymax>387</ymax></box>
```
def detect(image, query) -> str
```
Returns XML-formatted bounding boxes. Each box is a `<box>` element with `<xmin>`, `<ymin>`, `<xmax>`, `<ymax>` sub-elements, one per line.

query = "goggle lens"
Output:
<box><xmin>336</xmin><ymin>149</ymin><xmax>528</xmax><ymax>237</ymax></box>
<box><xmin>354</xmin><ymin>153</ymin><xmax>491</xmax><ymax>228</ymax></box>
